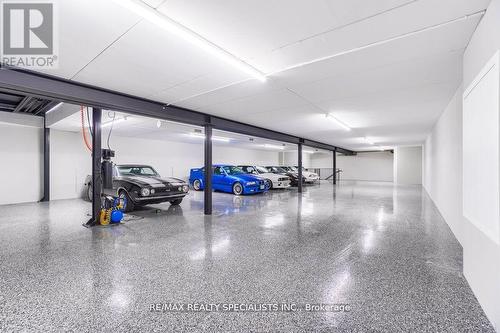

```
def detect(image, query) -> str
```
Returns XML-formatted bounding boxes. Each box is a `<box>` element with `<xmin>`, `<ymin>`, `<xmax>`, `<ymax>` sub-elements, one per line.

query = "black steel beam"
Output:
<box><xmin>0</xmin><ymin>66</ymin><xmax>355</xmax><ymax>155</ymax></box>
<box><xmin>297</xmin><ymin>142</ymin><xmax>303</xmax><ymax>193</ymax></box>
<box><xmin>41</xmin><ymin>117</ymin><xmax>50</xmax><ymax>201</ymax></box>
<box><xmin>333</xmin><ymin>149</ymin><xmax>337</xmax><ymax>185</ymax></box>
<box><xmin>13</xmin><ymin>96</ymin><xmax>31</xmax><ymax>112</ymax></box>
<box><xmin>204</xmin><ymin>124</ymin><xmax>213</xmax><ymax>215</ymax></box>
<box><xmin>86</xmin><ymin>107</ymin><xmax>102</xmax><ymax>227</ymax></box>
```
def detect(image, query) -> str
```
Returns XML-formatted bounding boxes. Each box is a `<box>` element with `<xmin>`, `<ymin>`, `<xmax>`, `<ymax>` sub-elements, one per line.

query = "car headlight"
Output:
<box><xmin>246</xmin><ymin>181</ymin><xmax>256</xmax><ymax>186</ymax></box>
<box><xmin>182</xmin><ymin>185</ymin><xmax>189</xmax><ymax>192</ymax></box>
<box><xmin>141</xmin><ymin>188</ymin><xmax>150</xmax><ymax>196</ymax></box>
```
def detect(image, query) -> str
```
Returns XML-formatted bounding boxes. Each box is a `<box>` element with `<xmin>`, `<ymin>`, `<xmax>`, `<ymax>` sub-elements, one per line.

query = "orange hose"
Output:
<box><xmin>81</xmin><ymin>105</ymin><xmax>92</xmax><ymax>152</ymax></box>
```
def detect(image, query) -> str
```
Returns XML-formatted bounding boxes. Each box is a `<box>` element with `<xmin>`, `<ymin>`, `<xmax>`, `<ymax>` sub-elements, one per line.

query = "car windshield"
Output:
<box><xmin>289</xmin><ymin>166</ymin><xmax>298</xmax><ymax>172</ymax></box>
<box><xmin>117</xmin><ymin>166</ymin><xmax>159</xmax><ymax>177</ymax></box>
<box><xmin>221</xmin><ymin>166</ymin><xmax>245</xmax><ymax>175</ymax></box>
<box><xmin>256</xmin><ymin>166</ymin><xmax>269</xmax><ymax>173</ymax></box>
<box><xmin>268</xmin><ymin>166</ymin><xmax>287</xmax><ymax>173</ymax></box>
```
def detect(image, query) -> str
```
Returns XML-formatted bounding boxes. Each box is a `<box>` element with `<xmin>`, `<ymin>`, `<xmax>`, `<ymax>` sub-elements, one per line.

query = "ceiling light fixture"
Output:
<box><xmin>303</xmin><ymin>150</ymin><xmax>315</xmax><ymax>154</ymax></box>
<box><xmin>263</xmin><ymin>144</ymin><xmax>285</xmax><ymax>150</ymax></box>
<box><xmin>101</xmin><ymin>117</ymin><xmax>128</xmax><ymax>128</ymax></box>
<box><xmin>45</xmin><ymin>102</ymin><xmax>63</xmax><ymax>114</ymax></box>
<box><xmin>113</xmin><ymin>0</ymin><xmax>267</xmax><ymax>82</ymax></box>
<box><xmin>326</xmin><ymin>114</ymin><xmax>351</xmax><ymax>131</ymax></box>
<box><xmin>189</xmin><ymin>133</ymin><xmax>231</xmax><ymax>142</ymax></box>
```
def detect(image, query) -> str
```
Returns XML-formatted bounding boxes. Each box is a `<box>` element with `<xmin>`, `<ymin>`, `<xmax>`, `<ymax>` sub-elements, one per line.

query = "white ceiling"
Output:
<box><xmin>37</xmin><ymin>0</ymin><xmax>491</xmax><ymax>150</ymax></box>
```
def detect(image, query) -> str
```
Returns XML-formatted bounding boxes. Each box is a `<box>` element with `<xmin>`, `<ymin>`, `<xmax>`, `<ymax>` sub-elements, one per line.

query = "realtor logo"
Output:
<box><xmin>1</xmin><ymin>1</ymin><xmax>58</xmax><ymax>68</ymax></box>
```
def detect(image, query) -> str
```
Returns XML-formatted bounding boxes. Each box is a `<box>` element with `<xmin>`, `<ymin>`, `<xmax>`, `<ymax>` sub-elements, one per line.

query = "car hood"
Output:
<box><xmin>229</xmin><ymin>174</ymin><xmax>263</xmax><ymax>182</ymax></box>
<box><xmin>116</xmin><ymin>175</ymin><xmax>185</xmax><ymax>187</ymax></box>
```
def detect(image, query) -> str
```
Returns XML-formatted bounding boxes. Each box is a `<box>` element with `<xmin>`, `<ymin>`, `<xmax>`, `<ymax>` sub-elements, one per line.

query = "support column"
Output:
<box><xmin>41</xmin><ymin>116</ymin><xmax>50</xmax><ymax>202</ymax></box>
<box><xmin>86</xmin><ymin>107</ymin><xmax>102</xmax><ymax>227</ymax></box>
<box><xmin>333</xmin><ymin>148</ymin><xmax>337</xmax><ymax>185</ymax></box>
<box><xmin>298</xmin><ymin>142</ymin><xmax>303</xmax><ymax>193</ymax></box>
<box><xmin>204</xmin><ymin>124</ymin><xmax>213</xmax><ymax>215</ymax></box>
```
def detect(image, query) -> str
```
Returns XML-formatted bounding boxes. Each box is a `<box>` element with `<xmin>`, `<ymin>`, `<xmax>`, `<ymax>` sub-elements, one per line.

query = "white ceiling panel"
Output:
<box><xmin>72</xmin><ymin>20</ymin><xmax>249</xmax><ymax>101</ymax></box>
<box><xmin>37</xmin><ymin>0</ymin><xmax>140</xmax><ymax>79</ymax></box>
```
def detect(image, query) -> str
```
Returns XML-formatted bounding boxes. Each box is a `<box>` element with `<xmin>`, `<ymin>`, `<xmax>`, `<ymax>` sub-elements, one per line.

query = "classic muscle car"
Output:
<box><xmin>238</xmin><ymin>165</ymin><xmax>291</xmax><ymax>189</ymax></box>
<box><xmin>189</xmin><ymin>164</ymin><xmax>268</xmax><ymax>195</ymax></box>
<box><xmin>266</xmin><ymin>166</ymin><xmax>305</xmax><ymax>186</ymax></box>
<box><xmin>85</xmin><ymin>164</ymin><xmax>189</xmax><ymax>212</ymax></box>
<box><xmin>291</xmin><ymin>166</ymin><xmax>320</xmax><ymax>183</ymax></box>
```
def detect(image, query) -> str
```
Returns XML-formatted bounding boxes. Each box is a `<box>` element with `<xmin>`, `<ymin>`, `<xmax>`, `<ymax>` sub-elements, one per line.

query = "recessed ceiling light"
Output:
<box><xmin>263</xmin><ymin>144</ymin><xmax>285</xmax><ymax>150</ymax></box>
<box><xmin>101</xmin><ymin>117</ymin><xmax>128</xmax><ymax>128</ymax></box>
<box><xmin>326</xmin><ymin>113</ymin><xmax>351</xmax><ymax>131</ymax></box>
<box><xmin>113</xmin><ymin>0</ymin><xmax>267</xmax><ymax>82</ymax></box>
<box><xmin>188</xmin><ymin>133</ymin><xmax>231</xmax><ymax>142</ymax></box>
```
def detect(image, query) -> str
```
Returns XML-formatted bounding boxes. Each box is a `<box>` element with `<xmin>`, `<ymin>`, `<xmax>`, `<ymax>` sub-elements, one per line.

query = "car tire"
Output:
<box><xmin>170</xmin><ymin>198</ymin><xmax>183</xmax><ymax>205</ymax></box>
<box><xmin>232</xmin><ymin>182</ymin><xmax>243</xmax><ymax>195</ymax></box>
<box><xmin>119</xmin><ymin>190</ymin><xmax>135</xmax><ymax>213</ymax></box>
<box><xmin>266</xmin><ymin>179</ymin><xmax>273</xmax><ymax>190</ymax></box>
<box><xmin>86</xmin><ymin>184</ymin><xmax>92</xmax><ymax>202</ymax></box>
<box><xmin>193</xmin><ymin>179</ymin><xmax>202</xmax><ymax>191</ymax></box>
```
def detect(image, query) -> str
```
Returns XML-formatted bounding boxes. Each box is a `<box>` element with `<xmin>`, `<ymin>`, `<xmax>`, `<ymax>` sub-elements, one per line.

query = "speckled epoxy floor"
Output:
<box><xmin>0</xmin><ymin>181</ymin><xmax>495</xmax><ymax>332</ymax></box>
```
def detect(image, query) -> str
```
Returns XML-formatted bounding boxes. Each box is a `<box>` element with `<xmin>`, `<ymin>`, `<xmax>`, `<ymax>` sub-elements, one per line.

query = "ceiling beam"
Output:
<box><xmin>0</xmin><ymin>65</ymin><xmax>355</xmax><ymax>154</ymax></box>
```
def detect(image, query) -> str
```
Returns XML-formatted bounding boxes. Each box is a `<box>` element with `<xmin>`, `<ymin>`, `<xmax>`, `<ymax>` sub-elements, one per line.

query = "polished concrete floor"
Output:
<box><xmin>0</xmin><ymin>181</ymin><xmax>495</xmax><ymax>332</ymax></box>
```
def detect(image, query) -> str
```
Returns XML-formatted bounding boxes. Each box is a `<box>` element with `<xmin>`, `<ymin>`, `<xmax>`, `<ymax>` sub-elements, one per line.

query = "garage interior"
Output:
<box><xmin>1</xmin><ymin>0</ymin><xmax>500</xmax><ymax>331</ymax></box>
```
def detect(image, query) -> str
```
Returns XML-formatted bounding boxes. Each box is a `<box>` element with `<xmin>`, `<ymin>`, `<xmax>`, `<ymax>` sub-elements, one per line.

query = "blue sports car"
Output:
<box><xmin>189</xmin><ymin>165</ymin><xmax>268</xmax><ymax>195</ymax></box>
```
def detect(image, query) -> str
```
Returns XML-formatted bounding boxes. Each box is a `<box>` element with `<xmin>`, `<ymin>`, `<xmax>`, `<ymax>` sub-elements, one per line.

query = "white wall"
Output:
<box><xmin>281</xmin><ymin>151</ymin><xmax>311</xmax><ymax>167</ymax></box>
<box><xmin>394</xmin><ymin>146</ymin><xmax>422</xmax><ymax>185</ymax></box>
<box><xmin>424</xmin><ymin>86</ymin><xmax>463</xmax><ymax>244</ymax></box>
<box><xmin>310</xmin><ymin>151</ymin><xmax>394</xmax><ymax>182</ymax></box>
<box><xmin>461</xmin><ymin>1</ymin><xmax>500</xmax><ymax>328</ymax></box>
<box><xmin>424</xmin><ymin>0</ymin><xmax>500</xmax><ymax>329</ymax></box>
<box><xmin>51</xmin><ymin>130</ymin><xmax>92</xmax><ymax>200</ymax></box>
<box><xmin>0</xmin><ymin>123</ymin><xmax>43</xmax><ymax>205</ymax></box>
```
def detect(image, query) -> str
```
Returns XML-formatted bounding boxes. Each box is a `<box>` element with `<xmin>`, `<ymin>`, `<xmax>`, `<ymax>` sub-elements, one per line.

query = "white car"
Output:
<box><xmin>290</xmin><ymin>166</ymin><xmax>320</xmax><ymax>183</ymax></box>
<box><xmin>238</xmin><ymin>165</ymin><xmax>291</xmax><ymax>189</ymax></box>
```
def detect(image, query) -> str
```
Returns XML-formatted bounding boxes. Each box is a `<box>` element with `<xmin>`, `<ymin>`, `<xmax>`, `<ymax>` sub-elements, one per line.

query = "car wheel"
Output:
<box><xmin>193</xmin><ymin>179</ymin><xmax>202</xmax><ymax>191</ymax></box>
<box><xmin>266</xmin><ymin>179</ymin><xmax>273</xmax><ymax>190</ymax></box>
<box><xmin>170</xmin><ymin>198</ymin><xmax>183</xmax><ymax>205</ymax></box>
<box><xmin>232</xmin><ymin>182</ymin><xmax>243</xmax><ymax>195</ymax></box>
<box><xmin>86</xmin><ymin>184</ymin><xmax>92</xmax><ymax>202</ymax></box>
<box><xmin>119</xmin><ymin>190</ymin><xmax>135</xmax><ymax>213</ymax></box>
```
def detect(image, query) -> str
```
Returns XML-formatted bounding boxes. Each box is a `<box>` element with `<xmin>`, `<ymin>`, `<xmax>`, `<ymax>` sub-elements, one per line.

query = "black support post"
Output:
<box><xmin>333</xmin><ymin>148</ymin><xmax>337</xmax><ymax>185</ymax></box>
<box><xmin>41</xmin><ymin>116</ymin><xmax>50</xmax><ymax>202</ymax></box>
<box><xmin>204</xmin><ymin>124</ymin><xmax>213</xmax><ymax>215</ymax></box>
<box><xmin>298</xmin><ymin>143</ymin><xmax>303</xmax><ymax>193</ymax></box>
<box><xmin>86</xmin><ymin>107</ymin><xmax>102</xmax><ymax>227</ymax></box>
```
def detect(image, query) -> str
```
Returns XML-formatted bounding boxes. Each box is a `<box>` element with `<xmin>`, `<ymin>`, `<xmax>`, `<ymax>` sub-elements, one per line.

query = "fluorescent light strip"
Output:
<box><xmin>189</xmin><ymin>133</ymin><xmax>231</xmax><ymax>142</ymax></box>
<box><xmin>45</xmin><ymin>102</ymin><xmax>63</xmax><ymax>114</ymax></box>
<box><xmin>270</xmin><ymin>10</ymin><xmax>486</xmax><ymax>75</ymax></box>
<box><xmin>303</xmin><ymin>150</ymin><xmax>315</xmax><ymax>154</ymax></box>
<box><xmin>264</xmin><ymin>144</ymin><xmax>285</xmax><ymax>150</ymax></box>
<box><xmin>114</xmin><ymin>0</ymin><xmax>266</xmax><ymax>82</ymax></box>
<box><xmin>102</xmin><ymin>118</ymin><xmax>127</xmax><ymax>128</ymax></box>
<box><xmin>326</xmin><ymin>114</ymin><xmax>351</xmax><ymax>131</ymax></box>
